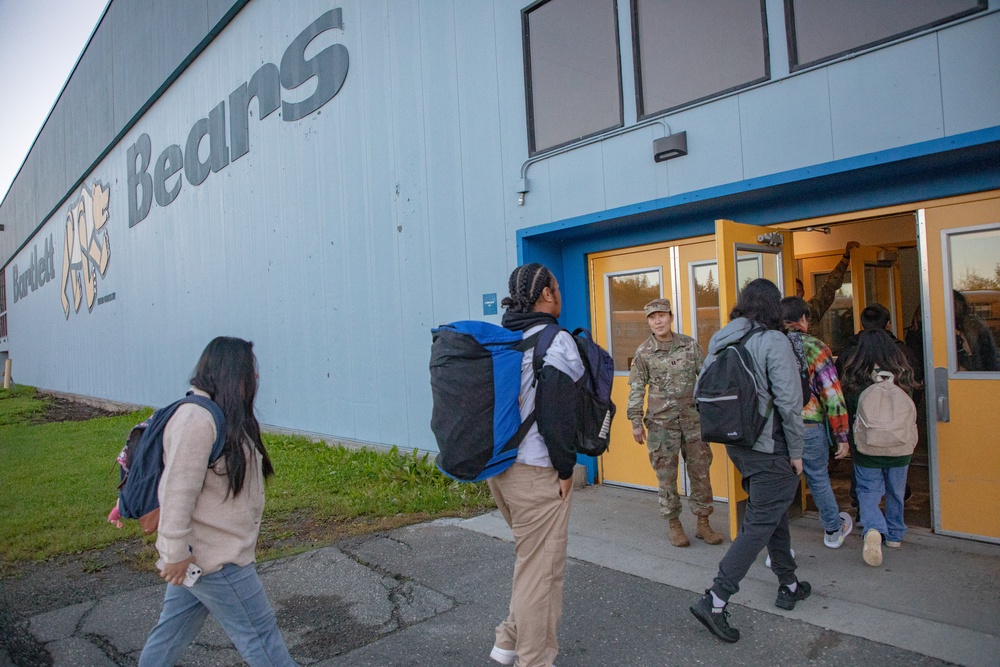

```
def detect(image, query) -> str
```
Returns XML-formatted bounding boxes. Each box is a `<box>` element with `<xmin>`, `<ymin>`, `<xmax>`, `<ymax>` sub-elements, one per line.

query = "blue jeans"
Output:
<box><xmin>801</xmin><ymin>423</ymin><xmax>842</xmax><ymax>533</ymax></box>
<box><xmin>139</xmin><ymin>563</ymin><xmax>296</xmax><ymax>667</ymax></box>
<box><xmin>855</xmin><ymin>464</ymin><xmax>909</xmax><ymax>543</ymax></box>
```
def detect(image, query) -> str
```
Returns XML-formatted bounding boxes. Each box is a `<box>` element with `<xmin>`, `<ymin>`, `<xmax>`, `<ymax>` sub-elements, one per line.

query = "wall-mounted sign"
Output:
<box><xmin>126</xmin><ymin>9</ymin><xmax>350</xmax><ymax>228</ymax></box>
<box><xmin>11</xmin><ymin>179</ymin><xmax>113</xmax><ymax>320</ymax></box>
<box><xmin>62</xmin><ymin>181</ymin><xmax>112</xmax><ymax>318</ymax></box>
<box><xmin>483</xmin><ymin>293</ymin><xmax>497</xmax><ymax>316</ymax></box>
<box><xmin>12</xmin><ymin>235</ymin><xmax>55</xmax><ymax>304</ymax></box>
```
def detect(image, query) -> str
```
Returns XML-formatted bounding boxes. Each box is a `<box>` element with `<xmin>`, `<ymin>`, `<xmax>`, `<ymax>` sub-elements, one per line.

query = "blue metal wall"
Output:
<box><xmin>3</xmin><ymin>0</ymin><xmax>999</xmax><ymax>454</ymax></box>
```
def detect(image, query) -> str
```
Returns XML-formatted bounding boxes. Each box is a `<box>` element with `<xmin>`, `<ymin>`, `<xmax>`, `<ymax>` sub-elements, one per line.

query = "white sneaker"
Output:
<box><xmin>764</xmin><ymin>548</ymin><xmax>794</xmax><ymax>568</ymax></box>
<box><xmin>490</xmin><ymin>645</ymin><xmax>516</xmax><ymax>665</ymax></box>
<box><xmin>823</xmin><ymin>512</ymin><xmax>854</xmax><ymax>549</ymax></box>
<box><xmin>863</xmin><ymin>530</ymin><xmax>883</xmax><ymax>566</ymax></box>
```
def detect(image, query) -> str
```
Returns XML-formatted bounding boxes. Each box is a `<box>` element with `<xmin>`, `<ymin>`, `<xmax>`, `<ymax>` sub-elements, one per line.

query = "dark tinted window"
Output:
<box><xmin>633</xmin><ymin>0</ymin><xmax>769</xmax><ymax>118</ymax></box>
<box><xmin>523</xmin><ymin>0</ymin><xmax>623</xmax><ymax>153</ymax></box>
<box><xmin>786</xmin><ymin>0</ymin><xmax>986</xmax><ymax>70</ymax></box>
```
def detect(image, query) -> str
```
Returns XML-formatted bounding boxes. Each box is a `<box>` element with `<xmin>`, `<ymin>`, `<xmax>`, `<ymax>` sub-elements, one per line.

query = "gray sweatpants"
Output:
<box><xmin>710</xmin><ymin>446</ymin><xmax>801</xmax><ymax>602</ymax></box>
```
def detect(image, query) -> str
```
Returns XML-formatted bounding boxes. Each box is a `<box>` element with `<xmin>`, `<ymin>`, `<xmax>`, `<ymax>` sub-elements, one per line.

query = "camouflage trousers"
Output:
<box><xmin>645</xmin><ymin>418</ymin><xmax>715</xmax><ymax>520</ymax></box>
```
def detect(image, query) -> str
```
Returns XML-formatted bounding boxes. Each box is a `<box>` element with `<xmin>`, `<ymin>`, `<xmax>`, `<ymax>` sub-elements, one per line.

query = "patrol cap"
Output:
<box><xmin>644</xmin><ymin>298</ymin><xmax>672</xmax><ymax>316</ymax></box>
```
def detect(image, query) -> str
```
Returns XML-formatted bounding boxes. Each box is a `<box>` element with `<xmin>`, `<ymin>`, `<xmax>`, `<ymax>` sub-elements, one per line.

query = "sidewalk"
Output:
<box><xmin>464</xmin><ymin>484</ymin><xmax>1000</xmax><ymax>667</ymax></box>
<box><xmin>6</xmin><ymin>484</ymin><xmax>998</xmax><ymax>666</ymax></box>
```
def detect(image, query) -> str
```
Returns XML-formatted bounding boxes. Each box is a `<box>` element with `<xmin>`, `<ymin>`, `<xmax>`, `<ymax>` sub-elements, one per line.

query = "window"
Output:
<box><xmin>690</xmin><ymin>262</ymin><xmax>720</xmax><ymax>353</ymax></box>
<box><xmin>947</xmin><ymin>228</ymin><xmax>1000</xmax><ymax>373</ymax></box>
<box><xmin>633</xmin><ymin>0</ymin><xmax>769</xmax><ymax>118</ymax></box>
<box><xmin>607</xmin><ymin>270</ymin><xmax>660</xmax><ymax>372</ymax></box>
<box><xmin>786</xmin><ymin>0</ymin><xmax>986</xmax><ymax>71</ymax></box>
<box><xmin>523</xmin><ymin>0</ymin><xmax>623</xmax><ymax>153</ymax></box>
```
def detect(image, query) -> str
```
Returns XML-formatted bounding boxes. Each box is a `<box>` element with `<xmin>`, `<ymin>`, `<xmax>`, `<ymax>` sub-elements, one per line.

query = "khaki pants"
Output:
<box><xmin>488</xmin><ymin>463</ymin><xmax>572</xmax><ymax>667</ymax></box>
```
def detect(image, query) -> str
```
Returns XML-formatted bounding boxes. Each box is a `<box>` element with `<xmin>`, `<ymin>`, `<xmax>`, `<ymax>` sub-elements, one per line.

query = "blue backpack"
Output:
<box><xmin>429</xmin><ymin>321</ymin><xmax>541</xmax><ymax>482</ymax></box>
<box><xmin>115</xmin><ymin>394</ymin><xmax>226</xmax><ymax>534</ymax></box>
<box><xmin>429</xmin><ymin>322</ymin><xmax>616</xmax><ymax>482</ymax></box>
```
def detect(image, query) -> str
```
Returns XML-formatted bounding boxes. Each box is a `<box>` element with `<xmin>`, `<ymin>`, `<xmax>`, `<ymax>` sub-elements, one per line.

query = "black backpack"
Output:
<box><xmin>694</xmin><ymin>328</ymin><xmax>771</xmax><ymax>448</ymax></box>
<box><xmin>114</xmin><ymin>394</ymin><xmax>226</xmax><ymax>534</ymax></box>
<box><xmin>533</xmin><ymin>326</ymin><xmax>616</xmax><ymax>457</ymax></box>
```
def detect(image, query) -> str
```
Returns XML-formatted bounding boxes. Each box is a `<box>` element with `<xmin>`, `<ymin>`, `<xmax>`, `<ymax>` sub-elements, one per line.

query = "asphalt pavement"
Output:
<box><xmin>4</xmin><ymin>484</ymin><xmax>999</xmax><ymax>666</ymax></box>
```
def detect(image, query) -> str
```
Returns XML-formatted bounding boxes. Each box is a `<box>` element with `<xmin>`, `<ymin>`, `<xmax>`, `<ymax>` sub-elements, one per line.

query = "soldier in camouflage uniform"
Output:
<box><xmin>795</xmin><ymin>241</ymin><xmax>860</xmax><ymax>330</ymax></box>
<box><xmin>628</xmin><ymin>298</ymin><xmax>724</xmax><ymax>547</ymax></box>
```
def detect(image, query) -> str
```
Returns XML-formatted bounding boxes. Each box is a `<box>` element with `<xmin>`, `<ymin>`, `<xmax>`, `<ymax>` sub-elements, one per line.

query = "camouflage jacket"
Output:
<box><xmin>627</xmin><ymin>333</ymin><xmax>704</xmax><ymax>426</ymax></box>
<box><xmin>807</xmin><ymin>253</ymin><xmax>852</xmax><ymax>329</ymax></box>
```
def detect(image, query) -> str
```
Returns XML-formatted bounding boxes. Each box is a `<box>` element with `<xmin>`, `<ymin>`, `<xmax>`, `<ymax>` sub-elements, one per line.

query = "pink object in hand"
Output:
<box><xmin>107</xmin><ymin>504</ymin><xmax>123</xmax><ymax>528</ymax></box>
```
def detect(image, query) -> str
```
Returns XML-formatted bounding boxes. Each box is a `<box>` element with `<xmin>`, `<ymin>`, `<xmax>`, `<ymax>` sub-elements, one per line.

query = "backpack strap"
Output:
<box><xmin>179</xmin><ymin>393</ymin><xmax>228</xmax><ymax>464</ymax></box>
<box><xmin>569</xmin><ymin>327</ymin><xmax>599</xmax><ymax>384</ymax></box>
<box><xmin>531</xmin><ymin>323</ymin><xmax>565</xmax><ymax>376</ymax></box>
<box><xmin>729</xmin><ymin>327</ymin><xmax>774</xmax><ymax>420</ymax></box>
<box><xmin>736</xmin><ymin>326</ymin><xmax>766</xmax><ymax>347</ymax></box>
<box><xmin>532</xmin><ymin>324</ymin><xmax>602</xmax><ymax>395</ymax></box>
<box><xmin>496</xmin><ymin>329</ymin><xmax>545</xmax><ymax>453</ymax></box>
<box><xmin>871</xmin><ymin>369</ymin><xmax>895</xmax><ymax>384</ymax></box>
<box><xmin>513</xmin><ymin>329</ymin><xmax>543</xmax><ymax>353</ymax></box>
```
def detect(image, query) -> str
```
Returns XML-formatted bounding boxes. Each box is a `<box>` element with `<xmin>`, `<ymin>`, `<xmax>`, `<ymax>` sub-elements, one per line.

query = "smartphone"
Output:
<box><xmin>183</xmin><ymin>563</ymin><xmax>203</xmax><ymax>587</ymax></box>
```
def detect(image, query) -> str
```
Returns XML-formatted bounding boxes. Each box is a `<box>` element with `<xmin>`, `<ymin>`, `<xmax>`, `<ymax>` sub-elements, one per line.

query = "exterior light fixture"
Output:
<box><xmin>653</xmin><ymin>131</ymin><xmax>687</xmax><ymax>162</ymax></box>
<box><xmin>515</xmin><ymin>178</ymin><xmax>529</xmax><ymax>206</ymax></box>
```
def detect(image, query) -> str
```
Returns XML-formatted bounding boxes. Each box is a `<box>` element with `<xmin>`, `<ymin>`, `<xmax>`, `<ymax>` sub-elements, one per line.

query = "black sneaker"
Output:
<box><xmin>690</xmin><ymin>592</ymin><xmax>740</xmax><ymax>642</ymax></box>
<box><xmin>775</xmin><ymin>580</ymin><xmax>812</xmax><ymax>610</ymax></box>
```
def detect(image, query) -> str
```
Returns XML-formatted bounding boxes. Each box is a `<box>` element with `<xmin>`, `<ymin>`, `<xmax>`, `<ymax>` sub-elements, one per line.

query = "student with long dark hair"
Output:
<box><xmin>488</xmin><ymin>263</ymin><xmax>584</xmax><ymax>667</ymax></box>
<box><xmin>840</xmin><ymin>328</ymin><xmax>916</xmax><ymax>567</ymax></box>
<box><xmin>139</xmin><ymin>337</ymin><xmax>295</xmax><ymax>667</ymax></box>
<box><xmin>690</xmin><ymin>279</ymin><xmax>807</xmax><ymax>643</ymax></box>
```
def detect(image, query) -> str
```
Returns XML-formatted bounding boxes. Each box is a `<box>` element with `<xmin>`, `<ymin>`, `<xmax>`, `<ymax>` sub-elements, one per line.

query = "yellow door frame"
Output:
<box><xmin>713</xmin><ymin>219</ymin><xmax>798</xmax><ymax>538</ymax></box>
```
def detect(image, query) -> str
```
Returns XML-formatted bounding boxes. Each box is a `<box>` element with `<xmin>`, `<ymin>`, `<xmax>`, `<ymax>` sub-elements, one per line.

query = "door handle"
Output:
<box><xmin>934</xmin><ymin>367</ymin><xmax>949</xmax><ymax>423</ymax></box>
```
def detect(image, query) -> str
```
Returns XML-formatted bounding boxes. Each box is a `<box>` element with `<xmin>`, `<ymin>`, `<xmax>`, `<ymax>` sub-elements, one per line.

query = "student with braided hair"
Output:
<box><xmin>488</xmin><ymin>263</ymin><xmax>584</xmax><ymax>667</ymax></box>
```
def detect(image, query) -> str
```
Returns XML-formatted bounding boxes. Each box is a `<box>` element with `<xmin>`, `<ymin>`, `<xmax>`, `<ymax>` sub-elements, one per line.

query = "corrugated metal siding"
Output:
<box><xmin>3</xmin><ymin>0</ymin><xmax>1000</xmax><ymax>454</ymax></box>
<box><xmin>0</xmin><ymin>0</ymin><xmax>246</xmax><ymax>265</ymax></box>
<box><xmin>60</xmin><ymin>23</ymin><xmax>117</xmax><ymax>183</ymax></box>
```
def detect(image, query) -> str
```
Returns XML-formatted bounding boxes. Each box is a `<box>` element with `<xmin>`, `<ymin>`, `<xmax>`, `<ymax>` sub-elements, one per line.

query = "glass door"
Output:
<box><xmin>920</xmin><ymin>198</ymin><xmax>1000</xmax><ymax>541</ymax></box>
<box><xmin>677</xmin><ymin>241</ymin><xmax>728</xmax><ymax>500</ymax></box>
<box><xmin>714</xmin><ymin>219</ymin><xmax>798</xmax><ymax>538</ymax></box>
<box><xmin>590</xmin><ymin>247</ymin><xmax>672</xmax><ymax>488</ymax></box>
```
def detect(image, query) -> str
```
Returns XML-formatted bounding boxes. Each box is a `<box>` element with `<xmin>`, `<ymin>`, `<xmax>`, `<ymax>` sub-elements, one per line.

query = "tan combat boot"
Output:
<box><xmin>669</xmin><ymin>518</ymin><xmax>690</xmax><ymax>547</ymax></box>
<box><xmin>695</xmin><ymin>516</ymin><xmax>724</xmax><ymax>545</ymax></box>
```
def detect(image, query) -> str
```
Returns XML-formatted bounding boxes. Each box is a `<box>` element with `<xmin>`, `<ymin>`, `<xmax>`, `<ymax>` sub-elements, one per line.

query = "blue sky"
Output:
<box><xmin>0</xmin><ymin>0</ymin><xmax>109</xmax><ymax>202</ymax></box>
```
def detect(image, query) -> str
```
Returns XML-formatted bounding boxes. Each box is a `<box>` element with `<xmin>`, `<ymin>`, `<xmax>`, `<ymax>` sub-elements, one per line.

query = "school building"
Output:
<box><xmin>1</xmin><ymin>0</ymin><xmax>998</xmax><ymax>543</ymax></box>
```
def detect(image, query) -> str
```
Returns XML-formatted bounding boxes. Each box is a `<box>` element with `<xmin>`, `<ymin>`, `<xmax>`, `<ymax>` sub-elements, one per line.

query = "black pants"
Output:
<box><xmin>710</xmin><ymin>446</ymin><xmax>800</xmax><ymax>602</ymax></box>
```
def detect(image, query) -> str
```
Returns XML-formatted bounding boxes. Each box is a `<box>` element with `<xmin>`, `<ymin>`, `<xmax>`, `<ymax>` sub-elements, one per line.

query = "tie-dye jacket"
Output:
<box><xmin>787</xmin><ymin>331</ymin><xmax>849</xmax><ymax>445</ymax></box>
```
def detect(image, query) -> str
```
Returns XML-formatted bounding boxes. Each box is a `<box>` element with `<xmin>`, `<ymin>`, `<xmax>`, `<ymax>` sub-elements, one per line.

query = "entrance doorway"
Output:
<box><xmin>587</xmin><ymin>191</ymin><xmax>1000</xmax><ymax>542</ymax></box>
<box><xmin>790</xmin><ymin>214</ymin><xmax>930</xmax><ymax>530</ymax></box>
<box><xmin>589</xmin><ymin>214</ymin><xmax>934</xmax><ymax>536</ymax></box>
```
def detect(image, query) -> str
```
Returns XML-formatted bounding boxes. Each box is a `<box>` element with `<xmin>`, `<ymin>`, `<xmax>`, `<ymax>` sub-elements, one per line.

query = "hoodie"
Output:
<box><xmin>698</xmin><ymin>317</ymin><xmax>805</xmax><ymax>459</ymax></box>
<box><xmin>502</xmin><ymin>311</ymin><xmax>585</xmax><ymax>479</ymax></box>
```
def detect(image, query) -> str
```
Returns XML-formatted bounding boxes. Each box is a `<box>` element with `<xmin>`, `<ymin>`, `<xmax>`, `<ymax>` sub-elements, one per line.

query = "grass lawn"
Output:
<box><xmin>0</xmin><ymin>387</ymin><xmax>494</xmax><ymax>567</ymax></box>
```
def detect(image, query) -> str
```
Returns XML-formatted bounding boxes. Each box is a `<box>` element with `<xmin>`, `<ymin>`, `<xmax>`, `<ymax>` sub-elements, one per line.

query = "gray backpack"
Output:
<box><xmin>854</xmin><ymin>370</ymin><xmax>917</xmax><ymax>457</ymax></box>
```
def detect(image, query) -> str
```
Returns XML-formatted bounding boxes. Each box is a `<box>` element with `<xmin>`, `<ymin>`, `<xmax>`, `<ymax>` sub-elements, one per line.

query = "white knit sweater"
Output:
<box><xmin>155</xmin><ymin>388</ymin><xmax>265</xmax><ymax>575</ymax></box>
